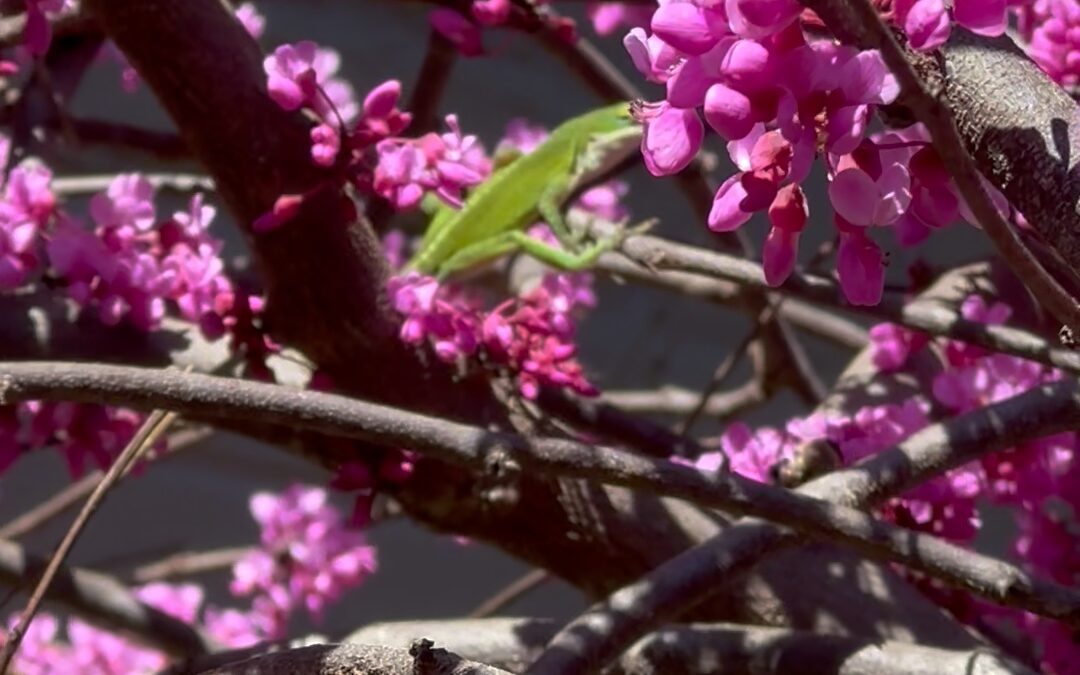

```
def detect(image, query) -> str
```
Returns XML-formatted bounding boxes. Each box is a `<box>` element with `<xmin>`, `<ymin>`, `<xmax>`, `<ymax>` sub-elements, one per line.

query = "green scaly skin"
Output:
<box><xmin>405</xmin><ymin>101</ymin><xmax>646</xmax><ymax>279</ymax></box>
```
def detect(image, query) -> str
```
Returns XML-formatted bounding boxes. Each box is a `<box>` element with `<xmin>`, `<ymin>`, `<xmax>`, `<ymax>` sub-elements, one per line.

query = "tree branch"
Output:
<box><xmin>0</xmin><ymin>537</ymin><xmax>212</xmax><ymax>656</ymax></box>
<box><xmin>131</xmin><ymin>547</ymin><xmax>250</xmax><ymax>584</ymax></box>
<box><xmin>526</xmin><ymin>351</ymin><xmax>1077</xmax><ymax>672</ymax></box>
<box><xmin>598</xmin><ymin>382</ymin><xmax>766</xmax><ymax>419</ymax></box>
<box><xmin>195</xmin><ymin>642</ymin><xmax>512</xmax><ymax>675</ymax></box>
<box><xmin>3</xmin><ymin>362</ymin><xmax>1080</xmax><ymax>633</ymax></box>
<box><xmin>615</xmin><ymin>624</ymin><xmax>1035</xmax><ymax>675</ymax></box>
<box><xmin>604</xmin><ymin>232</ymin><xmax>1080</xmax><ymax>373</ymax></box>
<box><xmin>342</xmin><ymin>617</ymin><xmax>1035</xmax><ymax>675</ymax></box>
<box><xmin>0</xmin><ymin>411</ymin><xmax>181</xmax><ymax>670</ymax></box>
<box><xmin>595</xmin><ymin>254</ymin><xmax>870</xmax><ymax>350</ymax></box>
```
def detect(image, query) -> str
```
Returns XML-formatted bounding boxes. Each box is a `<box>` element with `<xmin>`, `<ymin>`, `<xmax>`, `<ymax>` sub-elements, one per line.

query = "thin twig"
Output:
<box><xmin>52</xmin><ymin>173</ymin><xmax>214</xmax><ymax>196</ymax></box>
<box><xmin>603</xmin><ymin>230</ymin><xmax>1080</xmax><ymax>374</ymax></box>
<box><xmin>132</xmin><ymin>546</ymin><xmax>250</xmax><ymax>584</ymax></box>
<box><xmin>0</xmin><ymin>472</ymin><xmax>99</xmax><ymax>540</ymax></box>
<box><xmin>0</xmin><ymin>537</ymin><xmax>212</xmax><ymax>656</ymax></box>
<box><xmin>469</xmin><ymin>569</ymin><xmax>550</xmax><ymax>618</ymax></box>
<box><xmin>0</xmin><ymin>426</ymin><xmax>211</xmax><ymax>540</ymax></box>
<box><xmin>0</xmin><ymin>409</ymin><xmax>178</xmax><ymax>670</ymax></box>
<box><xmin>4</xmin><ymin>362</ymin><xmax>1080</xmax><ymax>630</ymax></box>
<box><xmin>599</xmin><ymin>381</ymin><xmax>766</xmax><ymax>419</ymax></box>
<box><xmin>597</xmin><ymin>253</ymin><xmax>870</xmax><ymax>350</ymax></box>
<box><xmin>676</xmin><ymin>302</ymin><xmax>780</xmax><ymax>435</ymax></box>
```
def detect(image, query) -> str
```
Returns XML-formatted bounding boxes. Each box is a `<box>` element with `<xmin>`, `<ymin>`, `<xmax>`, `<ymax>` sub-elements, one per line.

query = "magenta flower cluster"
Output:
<box><xmin>5</xmin><ymin>484</ymin><xmax>373</xmax><ymax>672</ymax></box>
<box><xmin>381</xmin><ymin>116</ymin><xmax>616</xmax><ymax>400</ymax></box>
<box><xmin>624</xmin><ymin>1</ymin><xmax>1009</xmax><ymax>306</ymax></box>
<box><xmin>230</xmin><ymin>484</ymin><xmax>377</xmax><ymax>639</ymax></box>
<box><xmin>260</xmin><ymin>52</ymin><xmax>496</xmax><ymax>226</ymax></box>
<box><xmin>6</xmin><ymin>581</ymin><xmax>271</xmax><ymax>674</ymax></box>
<box><xmin>3</xmin><ymin>401</ymin><xmax>152</xmax><ymax>479</ymax></box>
<box><xmin>389</xmin><ymin>254</ymin><xmax>599</xmax><ymax>399</ymax></box>
<box><xmin>690</xmin><ymin>293</ymin><xmax>1080</xmax><ymax>673</ymax></box>
<box><xmin>1017</xmin><ymin>0</ymin><xmax>1080</xmax><ymax>91</ymax></box>
<box><xmin>46</xmin><ymin>175</ymin><xmax>234</xmax><ymax>335</ymax></box>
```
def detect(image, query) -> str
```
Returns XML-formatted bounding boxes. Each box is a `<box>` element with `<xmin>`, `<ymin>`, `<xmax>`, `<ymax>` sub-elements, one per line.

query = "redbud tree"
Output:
<box><xmin>1</xmin><ymin>0</ymin><xmax>1080</xmax><ymax>673</ymax></box>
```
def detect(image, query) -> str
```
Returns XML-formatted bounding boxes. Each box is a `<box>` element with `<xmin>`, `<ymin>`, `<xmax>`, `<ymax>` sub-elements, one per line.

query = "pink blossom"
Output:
<box><xmin>624</xmin><ymin>28</ymin><xmax>682</xmax><ymax>84</ymax></box>
<box><xmin>721</xmin><ymin>423</ymin><xmax>795</xmax><ymax>482</ymax></box>
<box><xmin>835</xmin><ymin>226</ymin><xmax>884</xmax><ymax>306</ymax></box>
<box><xmin>7</xmin><ymin>614</ymin><xmax>71</xmax><ymax>675</ymax></box>
<box><xmin>762</xmin><ymin>183</ymin><xmax>806</xmax><ymax>285</ymax></box>
<box><xmin>869</xmin><ymin>322</ymin><xmax>929</xmax><ymax>371</ymax></box>
<box><xmin>26</xmin><ymin>402</ymin><xmax>148</xmax><ymax>478</ymax></box>
<box><xmin>231</xmin><ymin>484</ymin><xmax>378</xmax><ymax>638</ymax></box>
<box><xmin>22</xmin><ymin>0</ymin><xmax>69</xmax><ymax>56</ymax></box>
<box><xmin>472</xmin><ymin>0</ymin><xmax>511</xmax><ymax>26</ymax></box>
<box><xmin>235</xmin><ymin>2</ymin><xmax>266</xmax><ymax>39</ymax></box>
<box><xmin>263</xmin><ymin>41</ymin><xmax>357</xmax><ymax>123</ymax></box>
<box><xmin>311</xmin><ymin>123</ymin><xmax>340</xmax><ymax>167</ymax></box>
<box><xmin>373</xmin><ymin>115</ymin><xmax>489</xmax><ymax>211</ymax></box>
<box><xmin>894</xmin><ymin>0</ymin><xmax>1007</xmax><ymax>50</ymax></box>
<box><xmin>204</xmin><ymin>607</ymin><xmax>265</xmax><ymax>649</ymax></box>
<box><xmin>2</xmin><ymin>163</ymin><xmax>56</xmax><ymax>228</ymax></box>
<box><xmin>430</xmin><ymin>8</ymin><xmax>484</xmax><ymax>57</ymax></box>
<box><xmin>89</xmin><ymin>173</ymin><xmax>156</xmax><ymax>234</ymax></box>
<box><xmin>588</xmin><ymin>2</ymin><xmax>652</xmax><ymax>36</ymax></box>
<box><xmin>650</xmin><ymin>1</ymin><xmax>727</xmax><ymax>55</ymax></box>
<box><xmin>0</xmin><ymin>213</ymin><xmax>39</xmax><ymax>289</ymax></box>
<box><xmin>829</xmin><ymin>140</ymin><xmax>911</xmax><ymax>227</ymax></box>
<box><xmin>637</xmin><ymin>102</ymin><xmax>704</xmax><ymax>176</ymax></box>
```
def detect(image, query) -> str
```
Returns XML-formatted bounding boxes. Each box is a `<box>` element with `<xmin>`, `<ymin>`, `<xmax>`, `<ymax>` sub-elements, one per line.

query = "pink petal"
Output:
<box><xmin>762</xmin><ymin>226</ymin><xmax>799</xmax><ymax>286</ymax></box>
<box><xmin>641</xmin><ymin>105</ymin><xmax>702</xmax><ymax>176</ymax></box>
<box><xmin>829</xmin><ymin>167</ymin><xmax>878</xmax><ymax>226</ymax></box>
<box><xmin>666</xmin><ymin>54</ymin><xmax>712</xmax><ymax>108</ymax></box>
<box><xmin>363</xmin><ymin>80</ymin><xmax>402</xmax><ymax>119</ymax></box>
<box><xmin>703</xmin><ymin>83</ymin><xmax>754</xmax><ymax>140</ymax></box>
<box><xmin>768</xmin><ymin>183</ymin><xmax>807</xmax><ymax>232</ymax></box>
<box><xmin>651</xmin><ymin>2</ymin><xmax>720</xmax><ymax>55</ymax></box>
<box><xmin>719</xmin><ymin>39</ymin><xmax>773</xmax><ymax>90</ymax></box>
<box><xmin>725</xmin><ymin>0</ymin><xmax>801</xmax><ymax>39</ymax></box>
<box><xmin>836</xmin><ymin>232</ymin><xmax>884</xmax><ymax>306</ymax></box>
<box><xmin>840</xmin><ymin>50</ymin><xmax>899</xmax><ymax>105</ymax></box>
<box><xmin>707</xmin><ymin>174</ymin><xmax>753</xmax><ymax>232</ymax></box>
<box><xmin>954</xmin><ymin>0</ymin><xmax>1006</xmax><ymax>37</ymax></box>
<box><xmin>900</xmin><ymin>0</ymin><xmax>951</xmax><ymax>51</ymax></box>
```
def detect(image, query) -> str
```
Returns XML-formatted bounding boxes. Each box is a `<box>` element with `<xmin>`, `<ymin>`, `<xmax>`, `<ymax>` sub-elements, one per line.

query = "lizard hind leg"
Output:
<box><xmin>509</xmin><ymin>229</ymin><xmax>621</xmax><ymax>272</ymax></box>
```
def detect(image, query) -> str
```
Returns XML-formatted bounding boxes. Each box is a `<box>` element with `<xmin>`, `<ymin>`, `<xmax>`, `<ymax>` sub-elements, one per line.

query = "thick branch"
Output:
<box><xmin>615</xmin><ymin>624</ymin><xmax>1035</xmax><ymax>675</ymax></box>
<box><xmin>343</xmin><ymin>617</ymin><xmax>1034</xmax><ymax>675</ymax></box>
<box><xmin>4</xmin><ymin>362</ymin><xmax>1080</xmax><ymax>631</ymax></box>
<box><xmin>528</xmin><ymin>364</ymin><xmax>1080</xmax><ymax>673</ymax></box>
<box><xmin>605</xmin><ymin>234</ymin><xmax>1080</xmax><ymax>373</ymax></box>
<box><xmin>196</xmin><ymin>642</ymin><xmax>512</xmax><ymax>675</ymax></box>
<box><xmin>81</xmin><ymin>0</ymin><xmax>457</xmax><ymax>413</ymax></box>
<box><xmin>0</xmin><ymin>537</ymin><xmax>211</xmax><ymax>657</ymax></box>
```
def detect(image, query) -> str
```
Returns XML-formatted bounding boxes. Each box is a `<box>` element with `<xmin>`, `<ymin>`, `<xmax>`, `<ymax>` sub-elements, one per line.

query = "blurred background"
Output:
<box><xmin>0</xmin><ymin>0</ymin><xmax>997</xmax><ymax>641</ymax></box>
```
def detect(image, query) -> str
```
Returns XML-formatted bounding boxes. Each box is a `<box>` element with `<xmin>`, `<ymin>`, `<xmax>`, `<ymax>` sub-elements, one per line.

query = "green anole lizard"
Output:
<box><xmin>404</xmin><ymin>101</ymin><xmax>647</xmax><ymax>279</ymax></box>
